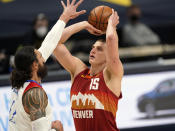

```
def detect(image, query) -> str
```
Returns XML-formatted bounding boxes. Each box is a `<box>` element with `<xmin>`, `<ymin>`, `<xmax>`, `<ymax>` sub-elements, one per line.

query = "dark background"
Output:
<box><xmin>1</xmin><ymin>0</ymin><xmax>175</xmax><ymax>54</ymax></box>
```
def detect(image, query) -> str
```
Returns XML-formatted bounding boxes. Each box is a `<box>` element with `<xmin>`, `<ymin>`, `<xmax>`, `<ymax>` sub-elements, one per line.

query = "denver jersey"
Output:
<box><xmin>8</xmin><ymin>80</ymin><xmax>52</xmax><ymax>131</ymax></box>
<box><xmin>71</xmin><ymin>69</ymin><xmax>122</xmax><ymax>131</ymax></box>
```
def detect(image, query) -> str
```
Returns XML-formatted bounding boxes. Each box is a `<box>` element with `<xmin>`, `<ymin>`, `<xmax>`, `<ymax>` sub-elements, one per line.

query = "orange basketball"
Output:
<box><xmin>88</xmin><ymin>5</ymin><xmax>112</xmax><ymax>31</ymax></box>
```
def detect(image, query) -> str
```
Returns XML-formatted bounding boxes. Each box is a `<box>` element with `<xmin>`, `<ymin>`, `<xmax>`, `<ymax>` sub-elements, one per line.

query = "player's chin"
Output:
<box><xmin>89</xmin><ymin>59</ymin><xmax>92</xmax><ymax>64</ymax></box>
<box><xmin>89</xmin><ymin>59</ymin><xmax>94</xmax><ymax>64</ymax></box>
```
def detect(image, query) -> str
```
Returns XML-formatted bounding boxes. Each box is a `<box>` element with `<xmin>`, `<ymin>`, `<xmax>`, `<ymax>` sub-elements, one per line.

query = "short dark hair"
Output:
<box><xmin>97</xmin><ymin>39</ymin><xmax>106</xmax><ymax>43</ymax></box>
<box><xmin>10</xmin><ymin>46</ymin><xmax>38</xmax><ymax>89</ymax></box>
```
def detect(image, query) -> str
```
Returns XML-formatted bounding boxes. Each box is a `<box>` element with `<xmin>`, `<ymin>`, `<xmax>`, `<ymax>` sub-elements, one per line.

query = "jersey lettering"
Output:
<box><xmin>90</xmin><ymin>78</ymin><xmax>100</xmax><ymax>90</ymax></box>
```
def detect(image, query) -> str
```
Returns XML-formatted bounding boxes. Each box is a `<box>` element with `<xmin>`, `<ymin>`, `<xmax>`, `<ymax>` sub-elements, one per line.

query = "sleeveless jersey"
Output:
<box><xmin>71</xmin><ymin>69</ymin><xmax>122</xmax><ymax>131</ymax></box>
<box><xmin>8</xmin><ymin>80</ymin><xmax>52</xmax><ymax>131</ymax></box>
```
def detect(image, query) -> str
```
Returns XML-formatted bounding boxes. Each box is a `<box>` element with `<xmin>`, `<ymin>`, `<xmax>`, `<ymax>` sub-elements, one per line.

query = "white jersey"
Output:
<box><xmin>8</xmin><ymin>81</ymin><xmax>52</xmax><ymax>131</ymax></box>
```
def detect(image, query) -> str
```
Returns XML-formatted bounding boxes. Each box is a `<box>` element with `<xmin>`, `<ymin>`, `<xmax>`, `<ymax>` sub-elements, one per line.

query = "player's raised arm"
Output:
<box><xmin>38</xmin><ymin>0</ymin><xmax>86</xmax><ymax>62</ymax></box>
<box><xmin>54</xmin><ymin>21</ymin><xmax>103</xmax><ymax>78</ymax></box>
<box><xmin>105</xmin><ymin>9</ymin><xmax>123</xmax><ymax>78</ymax></box>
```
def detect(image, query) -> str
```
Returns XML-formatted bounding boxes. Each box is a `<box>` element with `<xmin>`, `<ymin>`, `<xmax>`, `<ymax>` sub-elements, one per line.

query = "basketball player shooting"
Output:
<box><xmin>8</xmin><ymin>0</ymin><xmax>86</xmax><ymax>131</ymax></box>
<box><xmin>54</xmin><ymin>8</ymin><xmax>124</xmax><ymax>131</ymax></box>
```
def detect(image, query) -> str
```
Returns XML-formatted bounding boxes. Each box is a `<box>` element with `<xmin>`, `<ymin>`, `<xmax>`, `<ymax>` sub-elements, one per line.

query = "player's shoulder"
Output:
<box><xmin>22</xmin><ymin>87</ymin><xmax>48</xmax><ymax>114</ymax></box>
<box><xmin>104</xmin><ymin>64</ymin><xmax>123</xmax><ymax>80</ymax></box>
<box><xmin>22</xmin><ymin>86</ymin><xmax>46</xmax><ymax>100</ymax></box>
<box><xmin>72</xmin><ymin>56</ymin><xmax>88</xmax><ymax>78</ymax></box>
<box><xmin>24</xmin><ymin>86</ymin><xmax>45</xmax><ymax>94</ymax></box>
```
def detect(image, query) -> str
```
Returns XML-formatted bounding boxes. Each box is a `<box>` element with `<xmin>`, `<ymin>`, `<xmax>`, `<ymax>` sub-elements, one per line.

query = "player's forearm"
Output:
<box><xmin>59</xmin><ymin>21</ymin><xmax>88</xmax><ymax>44</ymax></box>
<box><xmin>106</xmin><ymin>24</ymin><xmax>119</xmax><ymax>56</ymax></box>
<box><xmin>38</xmin><ymin>19</ymin><xmax>66</xmax><ymax>62</ymax></box>
<box><xmin>106</xmin><ymin>24</ymin><xmax>122</xmax><ymax>75</ymax></box>
<box><xmin>106</xmin><ymin>23</ymin><xmax>118</xmax><ymax>42</ymax></box>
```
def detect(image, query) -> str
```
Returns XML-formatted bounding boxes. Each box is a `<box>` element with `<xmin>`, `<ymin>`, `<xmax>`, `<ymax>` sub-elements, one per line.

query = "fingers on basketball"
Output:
<box><xmin>88</xmin><ymin>5</ymin><xmax>112</xmax><ymax>31</ymax></box>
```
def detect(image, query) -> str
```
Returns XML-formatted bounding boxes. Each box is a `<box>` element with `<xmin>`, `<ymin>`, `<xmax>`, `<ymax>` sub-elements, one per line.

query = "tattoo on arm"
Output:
<box><xmin>22</xmin><ymin>87</ymin><xmax>48</xmax><ymax>121</ymax></box>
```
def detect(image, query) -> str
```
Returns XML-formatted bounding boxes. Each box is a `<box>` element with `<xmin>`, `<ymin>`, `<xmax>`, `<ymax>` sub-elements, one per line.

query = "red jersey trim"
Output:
<box><xmin>23</xmin><ymin>82</ymin><xmax>43</xmax><ymax>95</ymax></box>
<box><xmin>72</xmin><ymin>68</ymin><xmax>89</xmax><ymax>84</ymax></box>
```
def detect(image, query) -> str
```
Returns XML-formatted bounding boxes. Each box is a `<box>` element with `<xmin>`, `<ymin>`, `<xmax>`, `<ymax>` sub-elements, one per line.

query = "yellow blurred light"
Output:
<box><xmin>0</xmin><ymin>0</ymin><xmax>14</xmax><ymax>3</ymax></box>
<box><xmin>100</xmin><ymin>0</ymin><xmax>132</xmax><ymax>7</ymax></box>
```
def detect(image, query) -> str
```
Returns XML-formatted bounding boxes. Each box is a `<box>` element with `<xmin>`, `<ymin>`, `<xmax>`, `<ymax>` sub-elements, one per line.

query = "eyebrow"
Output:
<box><xmin>93</xmin><ymin>45</ymin><xmax>103</xmax><ymax>48</ymax></box>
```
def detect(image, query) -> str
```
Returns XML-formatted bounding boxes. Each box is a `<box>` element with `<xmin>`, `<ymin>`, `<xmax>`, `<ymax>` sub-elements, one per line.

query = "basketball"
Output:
<box><xmin>88</xmin><ymin>5</ymin><xmax>112</xmax><ymax>31</ymax></box>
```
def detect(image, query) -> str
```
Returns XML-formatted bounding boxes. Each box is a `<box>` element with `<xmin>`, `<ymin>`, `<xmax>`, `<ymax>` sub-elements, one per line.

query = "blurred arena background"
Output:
<box><xmin>0</xmin><ymin>0</ymin><xmax>175</xmax><ymax>130</ymax></box>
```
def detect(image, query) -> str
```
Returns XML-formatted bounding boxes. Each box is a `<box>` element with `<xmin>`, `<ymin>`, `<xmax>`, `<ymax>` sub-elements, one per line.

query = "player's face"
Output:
<box><xmin>89</xmin><ymin>41</ymin><xmax>106</xmax><ymax>66</ymax></box>
<box><xmin>34</xmin><ymin>50</ymin><xmax>47</xmax><ymax>79</ymax></box>
<box><xmin>34</xmin><ymin>50</ymin><xmax>45</xmax><ymax>66</ymax></box>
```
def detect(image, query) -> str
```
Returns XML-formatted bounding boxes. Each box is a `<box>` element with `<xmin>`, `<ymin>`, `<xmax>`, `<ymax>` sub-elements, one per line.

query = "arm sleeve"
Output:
<box><xmin>38</xmin><ymin>20</ymin><xmax>66</xmax><ymax>62</ymax></box>
<box><xmin>32</xmin><ymin>117</ymin><xmax>56</xmax><ymax>131</ymax></box>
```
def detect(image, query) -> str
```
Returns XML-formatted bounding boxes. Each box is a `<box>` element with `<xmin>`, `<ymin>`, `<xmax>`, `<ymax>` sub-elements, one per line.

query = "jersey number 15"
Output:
<box><xmin>90</xmin><ymin>78</ymin><xmax>100</xmax><ymax>90</ymax></box>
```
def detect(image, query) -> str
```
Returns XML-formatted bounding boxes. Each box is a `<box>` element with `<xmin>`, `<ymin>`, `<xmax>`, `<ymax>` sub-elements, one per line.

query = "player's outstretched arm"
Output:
<box><xmin>22</xmin><ymin>88</ymin><xmax>52</xmax><ymax>131</ymax></box>
<box><xmin>54</xmin><ymin>21</ymin><xmax>103</xmax><ymax>78</ymax></box>
<box><xmin>38</xmin><ymin>0</ymin><xmax>86</xmax><ymax>62</ymax></box>
<box><xmin>105</xmin><ymin>9</ymin><xmax>123</xmax><ymax>78</ymax></box>
<box><xmin>60</xmin><ymin>21</ymin><xmax>103</xmax><ymax>44</ymax></box>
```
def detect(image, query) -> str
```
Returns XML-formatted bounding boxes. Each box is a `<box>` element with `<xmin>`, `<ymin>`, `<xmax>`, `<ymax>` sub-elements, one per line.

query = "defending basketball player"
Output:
<box><xmin>8</xmin><ymin>0</ymin><xmax>86</xmax><ymax>131</ymax></box>
<box><xmin>54</xmin><ymin>9</ymin><xmax>123</xmax><ymax>131</ymax></box>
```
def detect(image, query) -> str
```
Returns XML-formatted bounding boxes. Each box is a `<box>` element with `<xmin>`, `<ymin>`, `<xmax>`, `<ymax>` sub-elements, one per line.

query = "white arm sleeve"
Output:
<box><xmin>32</xmin><ymin>117</ymin><xmax>56</xmax><ymax>131</ymax></box>
<box><xmin>38</xmin><ymin>20</ymin><xmax>66</xmax><ymax>62</ymax></box>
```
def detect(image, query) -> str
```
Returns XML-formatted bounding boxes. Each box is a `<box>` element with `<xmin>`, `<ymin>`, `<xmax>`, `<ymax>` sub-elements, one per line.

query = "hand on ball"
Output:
<box><xmin>85</xmin><ymin>21</ymin><xmax>104</xmax><ymax>35</ymax></box>
<box><xmin>108</xmin><ymin>9</ymin><xmax>119</xmax><ymax>28</ymax></box>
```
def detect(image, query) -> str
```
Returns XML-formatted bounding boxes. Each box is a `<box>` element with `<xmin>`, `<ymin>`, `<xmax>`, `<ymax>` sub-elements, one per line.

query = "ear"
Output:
<box><xmin>32</xmin><ymin>61</ymin><xmax>38</xmax><ymax>71</ymax></box>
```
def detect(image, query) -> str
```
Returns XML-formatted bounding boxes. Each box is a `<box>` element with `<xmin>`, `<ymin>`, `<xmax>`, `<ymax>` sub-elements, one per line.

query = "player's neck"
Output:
<box><xmin>90</xmin><ymin>64</ymin><xmax>105</xmax><ymax>76</ymax></box>
<box><xmin>31</xmin><ymin>73</ymin><xmax>41</xmax><ymax>84</ymax></box>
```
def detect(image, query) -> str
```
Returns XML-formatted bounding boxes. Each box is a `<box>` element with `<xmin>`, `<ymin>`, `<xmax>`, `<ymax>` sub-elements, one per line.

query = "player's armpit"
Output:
<box><xmin>22</xmin><ymin>87</ymin><xmax>48</xmax><ymax>121</ymax></box>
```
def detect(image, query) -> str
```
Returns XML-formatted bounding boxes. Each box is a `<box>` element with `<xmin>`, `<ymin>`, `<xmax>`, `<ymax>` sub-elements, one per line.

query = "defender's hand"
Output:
<box><xmin>60</xmin><ymin>0</ymin><xmax>86</xmax><ymax>23</ymax></box>
<box><xmin>51</xmin><ymin>120</ymin><xmax>64</xmax><ymax>131</ymax></box>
